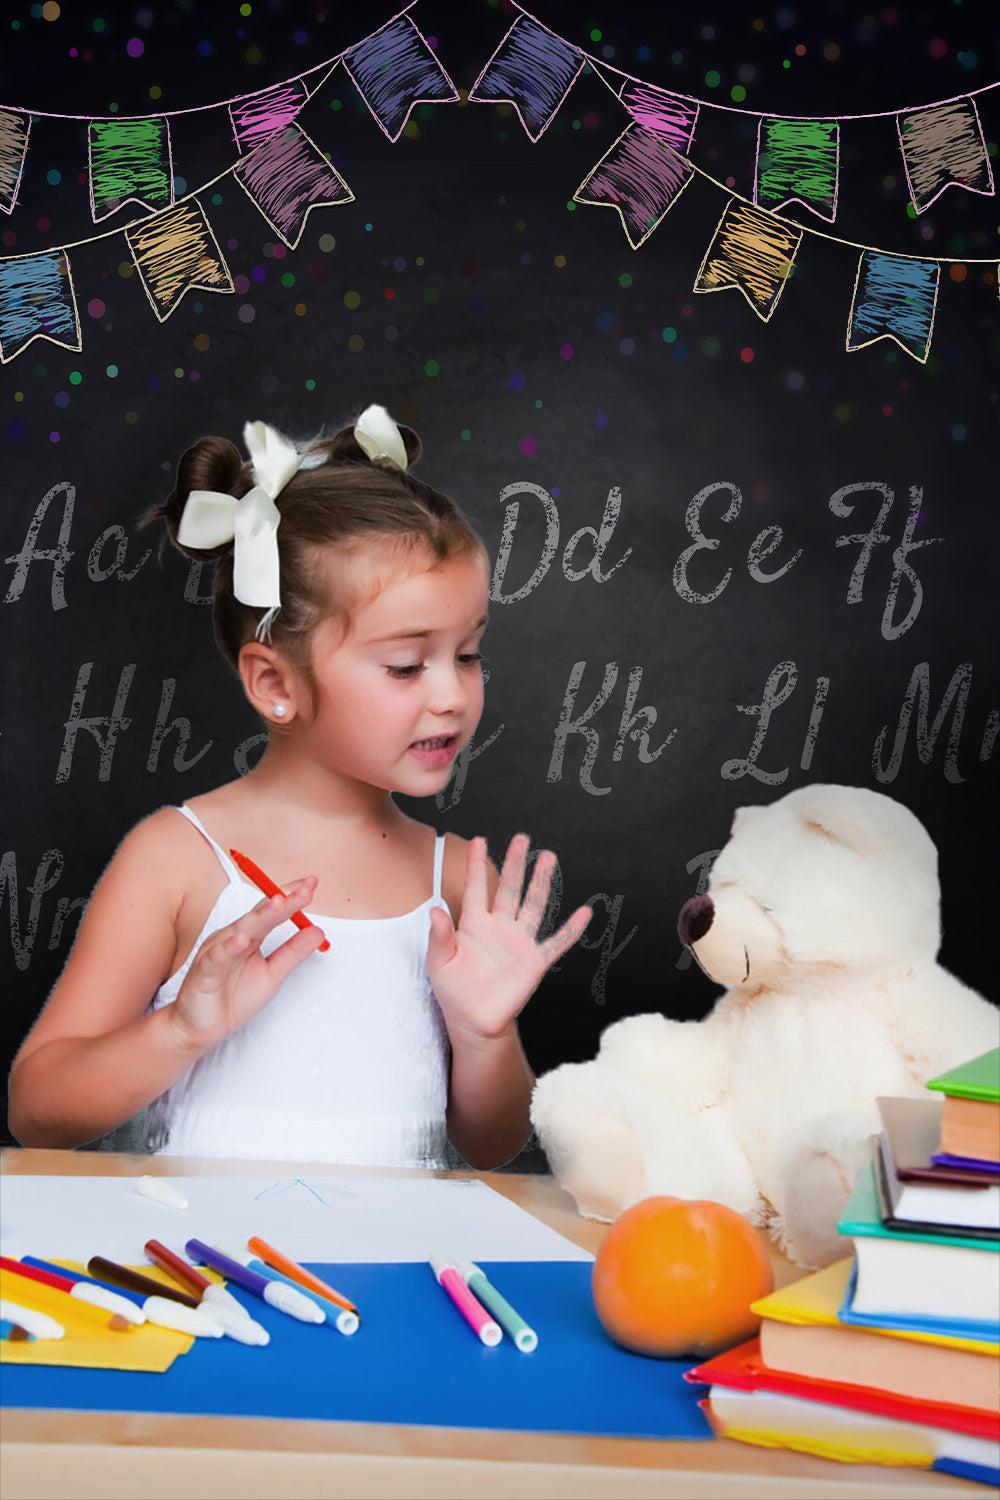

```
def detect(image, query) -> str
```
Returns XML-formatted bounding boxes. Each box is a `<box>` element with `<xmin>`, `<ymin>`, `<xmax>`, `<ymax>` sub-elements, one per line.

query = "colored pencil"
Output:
<box><xmin>229</xmin><ymin>849</ymin><xmax>330</xmax><ymax>951</ymax></box>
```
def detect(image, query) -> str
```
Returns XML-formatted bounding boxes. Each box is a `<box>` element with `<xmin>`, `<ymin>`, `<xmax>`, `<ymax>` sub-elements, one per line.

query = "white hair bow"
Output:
<box><xmin>177</xmin><ymin>420</ymin><xmax>302</xmax><ymax>624</ymax></box>
<box><xmin>353</xmin><ymin>404</ymin><xmax>408</xmax><ymax>470</ymax></box>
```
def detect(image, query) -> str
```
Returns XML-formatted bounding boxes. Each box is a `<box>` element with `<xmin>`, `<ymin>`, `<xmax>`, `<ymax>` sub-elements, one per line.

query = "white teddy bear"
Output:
<box><xmin>532</xmin><ymin>784</ymin><xmax>998</xmax><ymax>1268</ymax></box>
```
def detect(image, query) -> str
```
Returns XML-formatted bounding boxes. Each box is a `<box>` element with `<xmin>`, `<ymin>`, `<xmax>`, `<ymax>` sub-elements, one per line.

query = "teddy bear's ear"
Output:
<box><xmin>800</xmin><ymin>810</ymin><xmax>877</xmax><ymax>857</ymax></box>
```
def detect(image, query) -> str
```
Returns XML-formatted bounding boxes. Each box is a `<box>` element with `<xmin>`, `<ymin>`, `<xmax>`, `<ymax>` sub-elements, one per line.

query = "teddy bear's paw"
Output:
<box><xmin>777</xmin><ymin>1146</ymin><xmax>866</xmax><ymax>1268</ymax></box>
<box><xmin>538</xmin><ymin>1098</ymin><xmax>645</xmax><ymax>1222</ymax></box>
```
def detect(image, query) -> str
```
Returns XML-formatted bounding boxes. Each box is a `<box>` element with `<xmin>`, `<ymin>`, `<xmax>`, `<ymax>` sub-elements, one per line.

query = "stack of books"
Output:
<box><xmin>686</xmin><ymin>1047</ymin><xmax>1000</xmax><ymax>1487</ymax></box>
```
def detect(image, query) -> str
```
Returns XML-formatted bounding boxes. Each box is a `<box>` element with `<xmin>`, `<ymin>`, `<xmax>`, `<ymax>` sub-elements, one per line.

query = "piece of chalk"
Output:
<box><xmin>137</xmin><ymin>1176</ymin><xmax>189</xmax><ymax>1211</ymax></box>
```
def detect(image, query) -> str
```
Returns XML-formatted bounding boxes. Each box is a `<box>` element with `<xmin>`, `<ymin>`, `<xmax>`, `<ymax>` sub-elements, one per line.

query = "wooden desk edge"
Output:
<box><xmin>0</xmin><ymin>1149</ymin><xmax>988</xmax><ymax>1500</ymax></box>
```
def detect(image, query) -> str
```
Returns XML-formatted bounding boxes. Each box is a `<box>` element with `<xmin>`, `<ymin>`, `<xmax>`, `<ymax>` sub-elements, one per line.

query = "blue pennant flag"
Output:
<box><xmin>0</xmin><ymin>250</ymin><xmax>81</xmax><ymax>363</ymax></box>
<box><xmin>470</xmin><ymin>15</ymin><xmax>584</xmax><ymax>140</ymax></box>
<box><xmin>847</xmin><ymin>252</ymin><xmax>939</xmax><ymax>363</ymax></box>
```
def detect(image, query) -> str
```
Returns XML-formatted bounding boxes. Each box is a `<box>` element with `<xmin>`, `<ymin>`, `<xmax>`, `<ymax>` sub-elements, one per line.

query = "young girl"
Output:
<box><xmin>8</xmin><ymin>405</ymin><xmax>591</xmax><ymax>1170</ymax></box>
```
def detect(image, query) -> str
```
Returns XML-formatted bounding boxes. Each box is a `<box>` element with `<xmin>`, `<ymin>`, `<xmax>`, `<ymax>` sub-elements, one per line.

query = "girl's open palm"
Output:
<box><xmin>171</xmin><ymin>879</ymin><xmax>326</xmax><ymax>1053</ymax></box>
<box><xmin>426</xmin><ymin>835</ymin><xmax>591</xmax><ymax>1045</ymax></box>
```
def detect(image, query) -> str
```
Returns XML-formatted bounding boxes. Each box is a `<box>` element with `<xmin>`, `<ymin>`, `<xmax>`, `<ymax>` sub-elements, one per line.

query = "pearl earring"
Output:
<box><xmin>273</xmin><ymin>703</ymin><xmax>287</xmax><ymax>719</ymax></box>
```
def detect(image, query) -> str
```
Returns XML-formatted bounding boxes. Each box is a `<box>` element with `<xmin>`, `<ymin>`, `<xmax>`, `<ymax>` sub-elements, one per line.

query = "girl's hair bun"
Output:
<box><xmin>157</xmin><ymin>435</ymin><xmax>251</xmax><ymax>558</ymax></box>
<box><xmin>322</xmin><ymin>419</ymin><xmax>422</xmax><ymax>469</ymax></box>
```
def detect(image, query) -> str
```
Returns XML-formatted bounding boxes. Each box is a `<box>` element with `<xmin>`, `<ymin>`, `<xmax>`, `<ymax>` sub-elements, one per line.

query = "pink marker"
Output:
<box><xmin>428</xmin><ymin>1253</ymin><xmax>502</xmax><ymax>1346</ymax></box>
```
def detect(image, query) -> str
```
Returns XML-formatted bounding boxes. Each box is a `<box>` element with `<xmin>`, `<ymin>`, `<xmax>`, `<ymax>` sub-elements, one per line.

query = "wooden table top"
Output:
<box><xmin>0</xmin><ymin>1148</ymin><xmax>989</xmax><ymax>1500</ymax></box>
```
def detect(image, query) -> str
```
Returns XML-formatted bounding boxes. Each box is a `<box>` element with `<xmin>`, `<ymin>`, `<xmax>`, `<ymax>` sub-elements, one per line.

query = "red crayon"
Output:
<box><xmin>229</xmin><ymin>848</ymin><xmax>330</xmax><ymax>953</ymax></box>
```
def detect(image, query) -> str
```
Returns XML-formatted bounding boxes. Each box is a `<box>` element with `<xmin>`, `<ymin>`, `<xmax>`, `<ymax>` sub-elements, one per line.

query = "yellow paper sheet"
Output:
<box><xmin>1</xmin><ymin>1261</ymin><xmax>194</xmax><ymax>1373</ymax></box>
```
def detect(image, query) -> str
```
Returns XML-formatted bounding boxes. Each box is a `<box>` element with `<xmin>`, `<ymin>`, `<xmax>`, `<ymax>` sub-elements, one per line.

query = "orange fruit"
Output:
<box><xmin>592</xmin><ymin>1195</ymin><xmax>774</xmax><ymax>1359</ymax></box>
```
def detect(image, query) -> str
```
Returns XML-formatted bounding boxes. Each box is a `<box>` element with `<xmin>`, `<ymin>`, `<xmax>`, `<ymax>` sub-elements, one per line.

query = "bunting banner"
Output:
<box><xmin>470</xmin><ymin>14</ymin><xmax>585</xmax><ymax>141</ymax></box>
<box><xmin>575</xmin><ymin>124</ymin><xmax>694</xmax><ymax>248</ymax></box>
<box><xmin>897</xmin><ymin>97</ymin><xmax>994</xmax><ymax>214</ymax></box>
<box><xmin>126</xmin><ymin>199</ymin><xmax>234</xmax><ymax>321</ymax></box>
<box><xmin>0</xmin><ymin>249</ymin><xmax>81</xmax><ymax>363</ymax></box>
<box><xmin>230</xmin><ymin>79</ymin><xmax>310</xmax><ymax>153</ymax></box>
<box><xmin>755</xmin><ymin>117</ymin><xmax>840</xmax><ymax>222</ymax></box>
<box><xmin>89</xmin><ymin>116</ymin><xmax>174</xmax><ymax>222</ymax></box>
<box><xmin>694</xmin><ymin>202</ymin><xmax>803</xmax><ymax>321</ymax></box>
<box><xmin>233</xmin><ymin>125</ymin><xmax>354</xmax><ymax>249</ymax></box>
<box><xmin>846</xmin><ymin>250</ymin><xmax>939</xmax><ymax>362</ymax></box>
<box><xmin>342</xmin><ymin>12</ymin><xmax>459</xmax><ymax>142</ymax></box>
<box><xmin>617</xmin><ymin>81</ymin><xmax>699</xmax><ymax>154</ymax></box>
<box><xmin>0</xmin><ymin>108</ymin><xmax>30</xmax><ymax>215</ymax></box>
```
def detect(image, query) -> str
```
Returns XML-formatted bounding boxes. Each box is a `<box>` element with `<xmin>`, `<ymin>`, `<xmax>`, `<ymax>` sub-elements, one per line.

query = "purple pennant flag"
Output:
<box><xmin>618</xmin><ymin>82</ymin><xmax>699</xmax><ymax>154</ymax></box>
<box><xmin>234</xmin><ymin>125</ymin><xmax>354</xmax><ymax>248</ymax></box>
<box><xmin>470</xmin><ymin>15</ymin><xmax>584</xmax><ymax>141</ymax></box>
<box><xmin>0</xmin><ymin>109</ymin><xmax>31</xmax><ymax>214</ymax></box>
<box><xmin>343</xmin><ymin>13</ymin><xmax>458</xmax><ymax>142</ymax></box>
<box><xmin>230</xmin><ymin>80</ymin><xmax>310</xmax><ymax>153</ymax></box>
<box><xmin>0</xmin><ymin>250</ymin><xmax>81</xmax><ymax>364</ymax></box>
<box><xmin>847</xmin><ymin>251</ymin><xmax>939</xmax><ymax>363</ymax></box>
<box><xmin>575</xmin><ymin>125</ymin><xmax>694</xmax><ymax>248</ymax></box>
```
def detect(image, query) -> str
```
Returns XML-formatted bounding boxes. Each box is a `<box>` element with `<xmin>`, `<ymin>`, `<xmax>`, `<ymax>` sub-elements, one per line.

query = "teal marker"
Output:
<box><xmin>455</xmin><ymin>1261</ymin><xmax>538</xmax><ymax>1352</ymax></box>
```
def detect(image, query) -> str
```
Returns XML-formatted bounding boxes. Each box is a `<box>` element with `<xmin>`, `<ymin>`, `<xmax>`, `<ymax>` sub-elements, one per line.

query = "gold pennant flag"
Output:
<box><xmin>126</xmin><ymin>199</ymin><xmax>233</xmax><ymax>320</ymax></box>
<box><xmin>694</xmin><ymin>201</ymin><xmax>802</xmax><ymax>320</ymax></box>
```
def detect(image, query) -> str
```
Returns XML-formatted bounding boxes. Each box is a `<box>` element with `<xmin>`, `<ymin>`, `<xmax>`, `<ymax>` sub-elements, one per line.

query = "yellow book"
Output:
<box><xmin>750</xmin><ymin>1259</ymin><xmax>998</xmax><ymax>1410</ymax></box>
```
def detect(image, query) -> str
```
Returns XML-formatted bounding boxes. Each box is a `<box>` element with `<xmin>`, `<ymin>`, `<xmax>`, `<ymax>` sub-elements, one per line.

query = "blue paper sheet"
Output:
<box><xmin>1</xmin><ymin>1261</ymin><xmax>713</xmax><ymax>1440</ymax></box>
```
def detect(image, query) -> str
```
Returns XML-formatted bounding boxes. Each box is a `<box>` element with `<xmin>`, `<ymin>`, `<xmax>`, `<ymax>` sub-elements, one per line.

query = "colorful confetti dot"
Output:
<box><xmin>520</xmin><ymin>437</ymin><xmax>537</xmax><ymax>456</ymax></box>
<box><xmin>559</xmin><ymin>344</ymin><xmax>574</xmax><ymax>360</ymax></box>
<box><xmin>509</xmin><ymin>373</ymin><xmax>525</xmax><ymax>390</ymax></box>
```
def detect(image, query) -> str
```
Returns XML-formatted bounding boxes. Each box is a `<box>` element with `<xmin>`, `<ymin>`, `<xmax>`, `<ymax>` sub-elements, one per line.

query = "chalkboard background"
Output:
<box><xmin>2</xmin><ymin>1</ymin><xmax>997</xmax><ymax>1147</ymax></box>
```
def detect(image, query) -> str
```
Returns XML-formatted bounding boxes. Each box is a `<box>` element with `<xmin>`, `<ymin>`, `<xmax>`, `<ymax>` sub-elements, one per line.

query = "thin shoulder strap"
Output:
<box><xmin>432</xmin><ymin>832</ymin><xmax>446</xmax><ymax>900</ymax></box>
<box><xmin>175</xmin><ymin>805</ymin><xmax>241</xmax><ymax>883</ymax></box>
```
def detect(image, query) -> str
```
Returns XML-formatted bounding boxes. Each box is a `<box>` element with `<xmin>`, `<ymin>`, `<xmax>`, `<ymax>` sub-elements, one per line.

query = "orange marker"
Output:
<box><xmin>229</xmin><ymin>849</ymin><xmax>330</xmax><ymax>952</ymax></box>
<box><xmin>247</xmin><ymin>1236</ymin><xmax>358</xmax><ymax>1318</ymax></box>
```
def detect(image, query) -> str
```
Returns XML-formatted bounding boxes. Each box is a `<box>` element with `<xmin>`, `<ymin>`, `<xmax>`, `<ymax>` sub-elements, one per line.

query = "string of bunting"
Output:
<box><xmin>0</xmin><ymin>5</ymin><xmax>457</xmax><ymax>363</ymax></box>
<box><xmin>469</xmin><ymin>6</ymin><xmax>998</xmax><ymax>362</ymax></box>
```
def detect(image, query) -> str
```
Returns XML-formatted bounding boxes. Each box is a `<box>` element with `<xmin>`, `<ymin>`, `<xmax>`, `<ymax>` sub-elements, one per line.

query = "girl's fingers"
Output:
<box><xmin>493</xmin><ymin>833</ymin><xmax>530</xmax><ymax>919</ymax></box>
<box><xmin>258</xmin><ymin>922</ymin><xmax>327</xmax><ymax>988</ymax></box>
<box><xmin>538</xmin><ymin>904</ymin><xmax>593</xmax><ymax>967</ymax></box>
<box><xmin>194</xmin><ymin>879</ymin><xmax>318</xmax><ymax>974</ymax></box>
<box><xmin>461</xmin><ymin>836</ymin><xmax>491</xmax><ymax>914</ymax></box>
<box><xmin>516</xmin><ymin>849</ymin><xmax>556</xmax><ymax>934</ymax></box>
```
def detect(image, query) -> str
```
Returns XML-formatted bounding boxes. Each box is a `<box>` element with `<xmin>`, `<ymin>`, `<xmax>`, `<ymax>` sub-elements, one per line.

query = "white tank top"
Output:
<box><xmin>143</xmin><ymin>807</ymin><xmax>451</xmax><ymax>1168</ymax></box>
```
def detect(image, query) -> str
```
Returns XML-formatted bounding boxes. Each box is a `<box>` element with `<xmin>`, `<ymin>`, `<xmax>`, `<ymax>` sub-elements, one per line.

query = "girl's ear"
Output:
<box><xmin>237</xmin><ymin>640</ymin><xmax>301</xmax><ymax>726</ymax></box>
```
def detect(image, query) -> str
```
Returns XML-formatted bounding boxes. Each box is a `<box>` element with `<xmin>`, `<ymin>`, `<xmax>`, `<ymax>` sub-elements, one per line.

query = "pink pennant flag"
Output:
<box><xmin>618</xmin><ymin>81</ymin><xmax>699</xmax><ymax>155</ymax></box>
<box><xmin>230</xmin><ymin>80</ymin><xmax>310</xmax><ymax>152</ymax></box>
<box><xmin>233</xmin><ymin>125</ymin><xmax>353</xmax><ymax>249</ymax></box>
<box><xmin>575</xmin><ymin>125</ymin><xmax>694</xmax><ymax>248</ymax></box>
<box><xmin>694</xmin><ymin>201</ymin><xmax>802</xmax><ymax>321</ymax></box>
<box><xmin>897</xmin><ymin>97</ymin><xmax>994</xmax><ymax>214</ymax></box>
<box><xmin>127</xmin><ymin>200</ymin><xmax>233</xmax><ymax>320</ymax></box>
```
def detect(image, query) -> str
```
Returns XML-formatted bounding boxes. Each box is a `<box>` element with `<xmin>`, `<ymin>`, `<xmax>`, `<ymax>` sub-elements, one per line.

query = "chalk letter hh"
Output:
<box><xmin>56</xmin><ymin>662</ymin><xmax>135</xmax><ymax>783</ymax></box>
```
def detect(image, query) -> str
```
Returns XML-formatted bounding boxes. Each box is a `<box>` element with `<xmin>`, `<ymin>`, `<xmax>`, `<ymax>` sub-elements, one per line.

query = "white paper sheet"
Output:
<box><xmin>0</xmin><ymin>1174</ymin><xmax>593</xmax><ymax>1266</ymax></box>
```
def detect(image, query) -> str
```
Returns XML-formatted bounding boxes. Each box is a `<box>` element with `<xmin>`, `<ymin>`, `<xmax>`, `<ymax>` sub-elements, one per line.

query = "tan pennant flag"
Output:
<box><xmin>127</xmin><ymin>199</ymin><xmax>233</xmax><ymax>320</ymax></box>
<box><xmin>897</xmin><ymin>97</ymin><xmax>994</xmax><ymax>214</ymax></box>
<box><xmin>0</xmin><ymin>109</ymin><xmax>30</xmax><ymax>214</ymax></box>
<box><xmin>694</xmin><ymin>202</ymin><xmax>802</xmax><ymax>320</ymax></box>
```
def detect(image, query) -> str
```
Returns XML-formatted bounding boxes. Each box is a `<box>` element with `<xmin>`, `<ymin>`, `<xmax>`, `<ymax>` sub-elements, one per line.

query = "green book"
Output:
<box><xmin>839</xmin><ymin>1155</ymin><xmax>998</xmax><ymax>1252</ymax></box>
<box><xmin>924</xmin><ymin>1048</ymin><xmax>1000</xmax><ymax>1104</ymax></box>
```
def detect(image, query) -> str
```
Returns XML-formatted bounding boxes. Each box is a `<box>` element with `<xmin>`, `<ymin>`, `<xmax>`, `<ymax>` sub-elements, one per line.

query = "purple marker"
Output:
<box><xmin>185</xmin><ymin>1239</ymin><xmax>324</xmax><ymax>1325</ymax></box>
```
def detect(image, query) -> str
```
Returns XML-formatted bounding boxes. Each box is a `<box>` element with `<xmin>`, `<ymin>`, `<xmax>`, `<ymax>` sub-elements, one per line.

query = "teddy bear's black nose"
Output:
<box><xmin>678</xmin><ymin>894</ymin><xmax>715</xmax><ymax>947</ymax></box>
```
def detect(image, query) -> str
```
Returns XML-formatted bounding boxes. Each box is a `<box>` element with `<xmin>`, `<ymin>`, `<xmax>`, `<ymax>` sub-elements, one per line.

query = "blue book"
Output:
<box><xmin>837</xmin><ymin>1262</ymin><xmax>1000</xmax><ymax>1347</ymax></box>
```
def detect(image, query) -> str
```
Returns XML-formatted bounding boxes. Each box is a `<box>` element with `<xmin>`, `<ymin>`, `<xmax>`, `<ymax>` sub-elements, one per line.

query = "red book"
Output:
<box><xmin>684</xmin><ymin>1338</ymin><xmax>1000</xmax><ymax>1442</ymax></box>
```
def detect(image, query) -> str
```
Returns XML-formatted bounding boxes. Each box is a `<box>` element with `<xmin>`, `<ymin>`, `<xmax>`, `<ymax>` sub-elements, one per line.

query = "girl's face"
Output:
<box><xmin>298</xmin><ymin>548</ymin><xmax>490</xmax><ymax>797</ymax></box>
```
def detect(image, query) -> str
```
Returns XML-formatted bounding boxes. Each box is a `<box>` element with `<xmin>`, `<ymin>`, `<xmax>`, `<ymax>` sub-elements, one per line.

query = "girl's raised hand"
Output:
<box><xmin>426</xmin><ymin>834</ymin><xmax>591</xmax><ymax>1046</ymax></box>
<box><xmin>169</xmin><ymin>878</ymin><xmax>326</xmax><ymax>1055</ymax></box>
